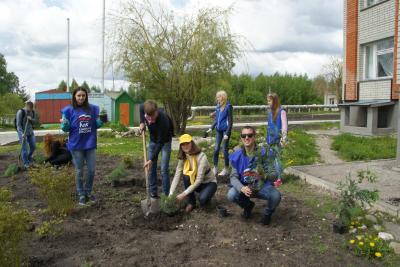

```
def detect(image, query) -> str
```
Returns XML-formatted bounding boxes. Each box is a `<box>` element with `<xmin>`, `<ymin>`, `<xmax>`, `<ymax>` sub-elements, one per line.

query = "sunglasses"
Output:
<box><xmin>240</xmin><ymin>133</ymin><xmax>254</xmax><ymax>139</ymax></box>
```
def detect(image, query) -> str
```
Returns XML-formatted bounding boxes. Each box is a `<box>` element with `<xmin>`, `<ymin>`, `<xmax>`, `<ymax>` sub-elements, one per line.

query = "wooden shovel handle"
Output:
<box><xmin>142</xmin><ymin>132</ymin><xmax>149</xmax><ymax>193</ymax></box>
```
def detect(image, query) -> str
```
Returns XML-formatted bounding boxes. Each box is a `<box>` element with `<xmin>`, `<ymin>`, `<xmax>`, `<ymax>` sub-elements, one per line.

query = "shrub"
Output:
<box><xmin>110</xmin><ymin>122</ymin><xmax>129</xmax><ymax>133</ymax></box>
<box><xmin>106</xmin><ymin>164</ymin><xmax>127</xmax><ymax>181</ymax></box>
<box><xmin>3</xmin><ymin>164</ymin><xmax>18</xmax><ymax>177</ymax></box>
<box><xmin>33</xmin><ymin>153</ymin><xmax>47</xmax><ymax>164</ymax></box>
<box><xmin>35</xmin><ymin>218</ymin><xmax>64</xmax><ymax>238</ymax></box>
<box><xmin>29</xmin><ymin>165</ymin><xmax>75</xmax><ymax>216</ymax></box>
<box><xmin>337</xmin><ymin>170</ymin><xmax>379</xmax><ymax>227</ymax></box>
<box><xmin>123</xmin><ymin>155</ymin><xmax>134</xmax><ymax>169</ymax></box>
<box><xmin>0</xmin><ymin>187</ymin><xmax>32</xmax><ymax>267</ymax></box>
<box><xmin>160</xmin><ymin>193</ymin><xmax>179</xmax><ymax>215</ymax></box>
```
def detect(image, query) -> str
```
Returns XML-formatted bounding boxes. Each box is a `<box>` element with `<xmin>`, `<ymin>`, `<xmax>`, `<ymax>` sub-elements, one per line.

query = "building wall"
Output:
<box><xmin>395</xmin><ymin>0</ymin><xmax>400</xmax><ymax>99</ymax></box>
<box><xmin>358</xmin><ymin>0</ymin><xmax>395</xmax><ymax>44</ymax></box>
<box><xmin>345</xmin><ymin>0</ymin><xmax>359</xmax><ymax>101</ymax></box>
<box><xmin>358</xmin><ymin>0</ymin><xmax>395</xmax><ymax>84</ymax></box>
<box><xmin>342</xmin><ymin>0</ymin><xmax>347</xmax><ymax>101</ymax></box>
<box><xmin>35</xmin><ymin>92</ymin><xmax>71</xmax><ymax>124</ymax></box>
<box><xmin>359</xmin><ymin>79</ymin><xmax>392</xmax><ymax>99</ymax></box>
<box><xmin>88</xmin><ymin>93</ymin><xmax>114</xmax><ymax>122</ymax></box>
<box><xmin>35</xmin><ymin>99</ymin><xmax>71</xmax><ymax>124</ymax></box>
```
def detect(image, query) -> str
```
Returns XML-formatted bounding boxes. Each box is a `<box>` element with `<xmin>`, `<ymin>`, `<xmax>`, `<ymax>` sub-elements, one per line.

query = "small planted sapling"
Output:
<box><xmin>160</xmin><ymin>193</ymin><xmax>179</xmax><ymax>216</ymax></box>
<box><xmin>334</xmin><ymin>170</ymin><xmax>379</xmax><ymax>234</ymax></box>
<box><xmin>4</xmin><ymin>164</ymin><xmax>18</xmax><ymax>177</ymax></box>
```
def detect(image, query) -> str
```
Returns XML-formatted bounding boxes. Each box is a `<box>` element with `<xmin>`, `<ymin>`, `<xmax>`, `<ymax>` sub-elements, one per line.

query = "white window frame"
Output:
<box><xmin>363</xmin><ymin>38</ymin><xmax>394</xmax><ymax>80</ymax></box>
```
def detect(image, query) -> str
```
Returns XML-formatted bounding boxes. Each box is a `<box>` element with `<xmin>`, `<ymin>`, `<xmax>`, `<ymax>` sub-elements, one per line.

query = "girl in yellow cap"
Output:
<box><xmin>169</xmin><ymin>134</ymin><xmax>217</xmax><ymax>212</ymax></box>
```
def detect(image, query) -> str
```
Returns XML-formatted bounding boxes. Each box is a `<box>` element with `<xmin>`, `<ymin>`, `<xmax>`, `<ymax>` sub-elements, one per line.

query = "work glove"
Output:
<box><xmin>223</xmin><ymin>134</ymin><xmax>229</xmax><ymax>140</ymax></box>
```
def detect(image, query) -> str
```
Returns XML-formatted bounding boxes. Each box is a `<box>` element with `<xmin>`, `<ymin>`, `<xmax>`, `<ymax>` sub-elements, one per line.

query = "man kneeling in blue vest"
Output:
<box><xmin>227</xmin><ymin>126</ymin><xmax>282</xmax><ymax>225</ymax></box>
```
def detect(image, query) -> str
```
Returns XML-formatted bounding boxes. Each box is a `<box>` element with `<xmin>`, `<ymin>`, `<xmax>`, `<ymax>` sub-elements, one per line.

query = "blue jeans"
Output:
<box><xmin>183</xmin><ymin>175</ymin><xmax>217</xmax><ymax>206</ymax></box>
<box><xmin>227</xmin><ymin>184</ymin><xmax>281</xmax><ymax>216</ymax></box>
<box><xmin>18</xmin><ymin>132</ymin><xmax>36</xmax><ymax>166</ymax></box>
<box><xmin>71</xmin><ymin>149</ymin><xmax>96</xmax><ymax>197</ymax></box>
<box><xmin>148</xmin><ymin>141</ymin><xmax>171</xmax><ymax>196</ymax></box>
<box><xmin>213</xmin><ymin>130</ymin><xmax>230</xmax><ymax>167</ymax></box>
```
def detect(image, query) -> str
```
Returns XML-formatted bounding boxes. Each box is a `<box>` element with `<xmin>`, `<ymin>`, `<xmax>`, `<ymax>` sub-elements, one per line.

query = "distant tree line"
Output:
<box><xmin>57</xmin><ymin>79</ymin><xmax>101</xmax><ymax>93</ymax></box>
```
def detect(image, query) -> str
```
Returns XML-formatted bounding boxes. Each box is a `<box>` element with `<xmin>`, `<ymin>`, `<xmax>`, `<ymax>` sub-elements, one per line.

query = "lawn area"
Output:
<box><xmin>282</xmin><ymin>129</ymin><xmax>320</xmax><ymax>166</ymax></box>
<box><xmin>331</xmin><ymin>133</ymin><xmax>396</xmax><ymax>161</ymax></box>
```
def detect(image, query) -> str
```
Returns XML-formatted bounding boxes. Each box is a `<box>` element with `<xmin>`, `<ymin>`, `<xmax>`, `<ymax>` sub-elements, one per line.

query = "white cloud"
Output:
<box><xmin>0</xmin><ymin>0</ymin><xmax>343</xmax><ymax>100</ymax></box>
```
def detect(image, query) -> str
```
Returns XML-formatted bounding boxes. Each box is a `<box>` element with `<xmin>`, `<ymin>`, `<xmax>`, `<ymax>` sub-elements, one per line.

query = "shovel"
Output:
<box><xmin>140</xmin><ymin>131</ymin><xmax>160</xmax><ymax>216</ymax></box>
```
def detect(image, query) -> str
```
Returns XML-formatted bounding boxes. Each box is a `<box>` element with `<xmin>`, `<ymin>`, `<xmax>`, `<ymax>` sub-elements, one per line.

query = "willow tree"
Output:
<box><xmin>110</xmin><ymin>0</ymin><xmax>240</xmax><ymax>133</ymax></box>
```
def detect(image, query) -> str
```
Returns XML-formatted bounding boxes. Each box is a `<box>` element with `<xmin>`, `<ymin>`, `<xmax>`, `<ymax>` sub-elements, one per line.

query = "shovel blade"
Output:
<box><xmin>141</xmin><ymin>197</ymin><xmax>160</xmax><ymax>216</ymax></box>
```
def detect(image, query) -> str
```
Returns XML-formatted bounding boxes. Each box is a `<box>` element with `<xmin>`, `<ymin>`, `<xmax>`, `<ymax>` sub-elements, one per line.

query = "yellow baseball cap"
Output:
<box><xmin>179</xmin><ymin>134</ymin><xmax>192</xmax><ymax>144</ymax></box>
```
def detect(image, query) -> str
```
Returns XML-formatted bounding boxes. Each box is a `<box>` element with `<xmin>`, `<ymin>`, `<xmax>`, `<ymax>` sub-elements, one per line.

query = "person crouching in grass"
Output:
<box><xmin>227</xmin><ymin>126</ymin><xmax>281</xmax><ymax>225</ymax></box>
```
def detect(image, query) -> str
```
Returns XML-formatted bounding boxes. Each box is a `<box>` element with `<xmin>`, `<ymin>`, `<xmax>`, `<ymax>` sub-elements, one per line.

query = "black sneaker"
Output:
<box><xmin>259</xmin><ymin>214</ymin><xmax>272</xmax><ymax>225</ymax></box>
<box><xmin>241</xmin><ymin>201</ymin><xmax>255</xmax><ymax>219</ymax></box>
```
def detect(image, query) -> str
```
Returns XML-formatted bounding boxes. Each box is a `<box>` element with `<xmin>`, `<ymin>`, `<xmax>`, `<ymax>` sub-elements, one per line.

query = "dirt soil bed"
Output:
<box><xmin>0</xmin><ymin>153</ymin><xmax>383</xmax><ymax>267</ymax></box>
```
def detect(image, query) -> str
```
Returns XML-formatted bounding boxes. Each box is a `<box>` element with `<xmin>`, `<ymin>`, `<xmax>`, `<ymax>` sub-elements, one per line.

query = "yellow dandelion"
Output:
<box><xmin>375</xmin><ymin>252</ymin><xmax>382</xmax><ymax>257</ymax></box>
<box><xmin>351</xmin><ymin>221</ymin><xmax>355</xmax><ymax>226</ymax></box>
<box><xmin>369</xmin><ymin>242</ymin><xmax>375</xmax><ymax>247</ymax></box>
<box><xmin>359</xmin><ymin>242</ymin><xmax>364</xmax><ymax>246</ymax></box>
<box><xmin>349</xmin><ymin>239</ymin><xmax>355</xmax><ymax>244</ymax></box>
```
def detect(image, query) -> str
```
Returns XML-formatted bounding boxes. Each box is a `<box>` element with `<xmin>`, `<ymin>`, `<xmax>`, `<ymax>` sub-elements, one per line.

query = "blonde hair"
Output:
<box><xmin>216</xmin><ymin>90</ymin><xmax>228</xmax><ymax>103</ymax></box>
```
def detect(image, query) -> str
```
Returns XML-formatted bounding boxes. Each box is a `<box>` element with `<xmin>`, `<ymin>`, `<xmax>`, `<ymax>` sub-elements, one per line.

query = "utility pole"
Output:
<box><xmin>102</xmin><ymin>0</ymin><xmax>105</xmax><ymax>92</ymax></box>
<box><xmin>67</xmin><ymin>18</ymin><xmax>70</xmax><ymax>92</ymax></box>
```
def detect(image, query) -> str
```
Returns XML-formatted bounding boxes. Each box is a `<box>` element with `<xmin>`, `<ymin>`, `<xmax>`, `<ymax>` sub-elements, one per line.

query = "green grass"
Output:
<box><xmin>280</xmin><ymin>174</ymin><xmax>338</xmax><ymax>219</ymax></box>
<box><xmin>0</xmin><ymin>144</ymin><xmax>20</xmax><ymax>154</ymax></box>
<box><xmin>331</xmin><ymin>133</ymin><xmax>396</xmax><ymax>161</ymax></box>
<box><xmin>282</xmin><ymin>129</ymin><xmax>320</xmax><ymax>166</ymax></box>
<box><xmin>97</xmin><ymin>136</ymin><xmax>143</xmax><ymax>157</ymax></box>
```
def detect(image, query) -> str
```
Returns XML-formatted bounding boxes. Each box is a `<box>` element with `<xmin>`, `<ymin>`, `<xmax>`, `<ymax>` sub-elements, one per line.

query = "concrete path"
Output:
<box><xmin>287</xmin><ymin>159</ymin><xmax>400</xmax><ymax>217</ymax></box>
<box><xmin>306</xmin><ymin>129</ymin><xmax>343</xmax><ymax>164</ymax></box>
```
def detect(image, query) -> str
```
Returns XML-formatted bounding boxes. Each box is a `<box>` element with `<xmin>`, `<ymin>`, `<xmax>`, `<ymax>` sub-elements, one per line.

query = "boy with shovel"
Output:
<box><xmin>140</xmin><ymin>100</ymin><xmax>174</xmax><ymax>198</ymax></box>
<box><xmin>16</xmin><ymin>101</ymin><xmax>37</xmax><ymax>169</ymax></box>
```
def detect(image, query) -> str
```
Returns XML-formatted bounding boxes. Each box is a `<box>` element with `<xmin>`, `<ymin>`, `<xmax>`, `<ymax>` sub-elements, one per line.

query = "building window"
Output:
<box><xmin>364</xmin><ymin>38</ymin><xmax>393</xmax><ymax>80</ymax></box>
<box><xmin>364</xmin><ymin>0</ymin><xmax>386</xmax><ymax>8</ymax></box>
<box><xmin>329</xmin><ymin>98</ymin><xmax>335</xmax><ymax>105</ymax></box>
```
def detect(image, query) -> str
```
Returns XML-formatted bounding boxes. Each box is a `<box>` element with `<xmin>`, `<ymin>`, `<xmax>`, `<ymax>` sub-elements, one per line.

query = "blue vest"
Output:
<box><xmin>229</xmin><ymin>148</ymin><xmax>272</xmax><ymax>185</ymax></box>
<box><xmin>61</xmin><ymin>104</ymin><xmax>99</xmax><ymax>151</ymax></box>
<box><xmin>215</xmin><ymin>102</ymin><xmax>231</xmax><ymax>132</ymax></box>
<box><xmin>267</xmin><ymin>108</ymin><xmax>283</xmax><ymax>145</ymax></box>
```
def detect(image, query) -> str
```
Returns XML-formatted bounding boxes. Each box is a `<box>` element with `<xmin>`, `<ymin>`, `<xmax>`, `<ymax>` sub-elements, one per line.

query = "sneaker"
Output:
<box><xmin>78</xmin><ymin>196</ymin><xmax>86</xmax><ymax>206</ymax></box>
<box><xmin>218</xmin><ymin>167</ymin><xmax>230</xmax><ymax>176</ymax></box>
<box><xmin>259</xmin><ymin>214</ymin><xmax>272</xmax><ymax>225</ymax></box>
<box><xmin>241</xmin><ymin>201</ymin><xmax>255</xmax><ymax>219</ymax></box>
<box><xmin>87</xmin><ymin>195</ymin><xmax>97</xmax><ymax>203</ymax></box>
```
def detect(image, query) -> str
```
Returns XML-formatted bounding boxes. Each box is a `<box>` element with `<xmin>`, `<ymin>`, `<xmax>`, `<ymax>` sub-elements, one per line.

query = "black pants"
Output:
<box><xmin>183</xmin><ymin>175</ymin><xmax>217</xmax><ymax>206</ymax></box>
<box><xmin>45</xmin><ymin>152</ymin><xmax>72</xmax><ymax>167</ymax></box>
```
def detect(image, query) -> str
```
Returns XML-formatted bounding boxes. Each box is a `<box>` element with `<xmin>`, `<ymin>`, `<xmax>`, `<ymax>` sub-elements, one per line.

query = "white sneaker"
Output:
<box><xmin>218</xmin><ymin>167</ymin><xmax>230</xmax><ymax>176</ymax></box>
<box><xmin>212</xmin><ymin>167</ymin><xmax>218</xmax><ymax>176</ymax></box>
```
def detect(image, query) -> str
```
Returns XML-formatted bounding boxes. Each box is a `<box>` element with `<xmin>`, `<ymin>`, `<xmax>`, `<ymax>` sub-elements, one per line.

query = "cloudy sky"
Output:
<box><xmin>0</xmin><ymin>0</ymin><xmax>343</xmax><ymax>100</ymax></box>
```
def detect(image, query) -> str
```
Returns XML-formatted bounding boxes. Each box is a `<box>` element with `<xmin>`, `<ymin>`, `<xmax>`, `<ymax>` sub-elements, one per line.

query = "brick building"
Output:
<box><xmin>341</xmin><ymin>0</ymin><xmax>399</xmax><ymax>135</ymax></box>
